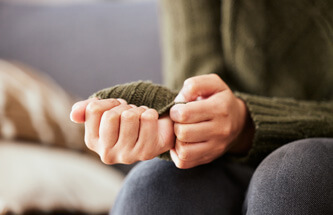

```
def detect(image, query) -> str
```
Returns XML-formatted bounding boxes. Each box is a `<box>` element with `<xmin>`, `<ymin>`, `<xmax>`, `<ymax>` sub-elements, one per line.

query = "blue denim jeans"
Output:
<box><xmin>111</xmin><ymin>138</ymin><xmax>333</xmax><ymax>215</ymax></box>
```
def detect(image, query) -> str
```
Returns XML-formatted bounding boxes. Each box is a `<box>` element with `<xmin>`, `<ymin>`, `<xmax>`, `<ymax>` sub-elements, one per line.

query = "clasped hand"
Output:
<box><xmin>70</xmin><ymin>74</ymin><xmax>252</xmax><ymax>169</ymax></box>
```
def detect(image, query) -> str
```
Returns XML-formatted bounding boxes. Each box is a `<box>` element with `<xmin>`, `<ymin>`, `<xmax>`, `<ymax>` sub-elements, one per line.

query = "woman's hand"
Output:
<box><xmin>169</xmin><ymin>74</ymin><xmax>254</xmax><ymax>169</ymax></box>
<box><xmin>70</xmin><ymin>98</ymin><xmax>174</xmax><ymax>164</ymax></box>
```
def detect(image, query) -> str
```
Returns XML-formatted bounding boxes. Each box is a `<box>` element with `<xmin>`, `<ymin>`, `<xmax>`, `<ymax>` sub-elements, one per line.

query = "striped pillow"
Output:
<box><xmin>0</xmin><ymin>59</ymin><xmax>86</xmax><ymax>151</ymax></box>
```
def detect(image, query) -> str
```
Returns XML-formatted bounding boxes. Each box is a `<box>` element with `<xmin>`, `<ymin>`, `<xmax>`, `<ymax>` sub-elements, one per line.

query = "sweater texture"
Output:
<box><xmin>160</xmin><ymin>0</ymin><xmax>333</xmax><ymax>166</ymax></box>
<box><xmin>90</xmin><ymin>81</ymin><xmax>179</xmax><ymax>160</ymax></box>
<box><xmin>91</xmin><ymin>0</ymin><xmax>333</xmax><ymax>167</ymax></box>
<box><xmin>91</xmin><ymin>81</ymin><xmax>178</xmax><ymax>115</ymax></box>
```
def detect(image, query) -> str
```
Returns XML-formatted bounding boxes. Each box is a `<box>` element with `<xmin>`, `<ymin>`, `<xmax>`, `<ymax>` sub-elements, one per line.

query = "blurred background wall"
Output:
<box><xmin>0</xmin><ymin>0</ymin><xmax>162</xmax><ymax>98</ymax></box>
<box><xmin>0</xmin><ymin>0</ymin><xmax>162</xmax><ymax>213</ymax></box>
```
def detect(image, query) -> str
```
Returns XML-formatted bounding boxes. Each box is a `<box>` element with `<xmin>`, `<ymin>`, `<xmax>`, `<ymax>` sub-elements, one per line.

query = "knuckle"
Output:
<box><xmin>110</xmin><ymin>99</ymin><xmax>121</xmax><ymax>107</ymax></box>
<box><xmin>86</xmin><ymin>101</ymin><xmax>101</xmax><ymax>114</ymax></box>
<box><xmin>178</xmin><ymin>150</ymin><xmax>190</xmax><ymax>161</ymax></box>
<box><xmin>84</xmin><ymin>137</ymin><xmax>95</xmax><ymax>151</ymax></box>
<box><xmin>116</xmin><ymin>153</ymin><xmax>126</xmax><ymax>163</ymax></box>
<box><xmin>218</xmin><ymin>106</ymin><xmax>229</xmax><ymax>116</ymax></box>
<box><xmin>107</xmin><ymin>98</ymin><xmax>120</xmax><ymax>105</ymax></box>
<box><xmin>176</xmin><ymin>143</ymin><xmax>191</xmax><ymax>161</ymax></box>
<box><xmin>218</xmin><ymin>98</ymin><xmax>231</xmax><ymax>112</ymax></box>
<box><xmin>134</xmin><ymin>142</ymin><xmax>144</xmax><ymax>153</ymax></box>
<box><xmin>222</xmin><ymin>125</ymin><xmax>232</xmax><ymax>137</ymax></box>
<box><xmin>175</xmin><ymin>160</ymin><xmax>189</xmax><ymax>169</ymax></box>
<box><xmin>184</xmin><ymin>78</ymin><xmax>198</xmax><ymax>95</ymax></box>
<box><xmin>103</xmin><ymin>110</ymin><xmax>118</xmax><ymax>120</ymax></box>
<box><xmin>210</xmin><ymin>73</ymin><xmax>220</xmax><ymax>80</ymax></box>
<box><xmin>117</xmin><ymin>98</ymin><xmax>127</xmax><ymax>104</ymax></box>
<box><xmin>136</xmin><ymin>106</ymin><xmax>147</xmax><ymax>113</ymax></box>
<box><xmin>100</xmin><ymin>150</ymin><xmax>113</xmax><ymax>165</ymax></box>
<box><xmin>140</xmin><ymin>153</ymin><xmax>154</xmax><ymax>161</ymax></box>
<box><xmin>216</xmin><ymin>124</ymin><xmax>232</xmax><ymax>137</ymax></box>
<box><xmin>117</xmin><ymin>153</ymin><xmax>133</xmax><ymax>164</ymax></box>
<box><xmin>176</xmin><ymin>126</ymin><xmax>189</xmax><ymax>142</ymax></box>
<box><xmin>184</xmin><ymin>77</ymin><xmax>196</xmax><ymax>87</ymax></box>
<box><xmin>142</xmin><ymin>109</ymin><xmax>158</xmax><ymax>121</ymax></box>
<box><xmin>177</xmin><ymin>108</ymin><xmax>189</xmax><ymax>122</ymax></box>
<box><xmin>121</xmin><ymin>110</ymin><xmax>136</xmax><ymax>120</ymax></box>
<box><xmin>209</xmin><ymin>73</ymin><xmax>223</xmax><ymax>85</ymax></box>
<box><xmin>159</xmin><ymin>140</ymin><xmax>170</xmax><ymax>151</ymax></box>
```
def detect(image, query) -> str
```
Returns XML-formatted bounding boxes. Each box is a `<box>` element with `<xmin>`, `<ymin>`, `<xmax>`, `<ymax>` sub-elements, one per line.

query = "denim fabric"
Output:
<box><xmin>111</xmin><ymin>138</ymin><xmax>333</xmax><ymax>215</ymax></box>
<box><xmin>111</xmin><ymin>158</ymin><xmax>254</xmax><ymax>215</ymax></box>
<box><xmin>244</xmin><ymin>138</ymin><xmax>333</xmax><ymax>215</ymax></box>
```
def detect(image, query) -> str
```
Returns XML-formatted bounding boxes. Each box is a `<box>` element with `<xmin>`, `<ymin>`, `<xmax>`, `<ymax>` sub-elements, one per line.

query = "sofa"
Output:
<box><xmin>0</xmin><ymin>0</ymin><xmax>162</xmax><ymax>214</ymax></box>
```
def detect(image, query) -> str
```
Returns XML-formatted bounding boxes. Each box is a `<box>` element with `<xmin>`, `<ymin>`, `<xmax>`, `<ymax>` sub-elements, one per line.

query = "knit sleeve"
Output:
<box><xmin>233</xmin><ymin>92</ymin><xmax>333</xmax><ymax>166</ymax></box>
<box><xmin>160</xmin><ymin>0</ymin><xmax>223</xmax><ymax>90</ymax></box>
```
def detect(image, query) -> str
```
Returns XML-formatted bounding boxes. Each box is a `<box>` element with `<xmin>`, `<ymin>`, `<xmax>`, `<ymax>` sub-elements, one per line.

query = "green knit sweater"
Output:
<box><xmin>92</xmin><ymin>0</ymin><xmax>333</xmax><ymax>167</ymax></box>
<box><xmin>160</xmin><ymin>0</ymin><xmax>333</xmax><ymax>166</ymax></box>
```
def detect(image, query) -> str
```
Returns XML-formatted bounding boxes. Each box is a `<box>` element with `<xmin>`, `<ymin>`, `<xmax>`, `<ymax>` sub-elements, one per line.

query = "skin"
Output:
<box><xmin>71</xmin><ymin>98</ymin><xmax>174</xmax><ymax>164</ymax></box>
<box><xmin>70</xmin><ymin>74</ymin><xmax>254</xmax><ymax>169</ymax></box>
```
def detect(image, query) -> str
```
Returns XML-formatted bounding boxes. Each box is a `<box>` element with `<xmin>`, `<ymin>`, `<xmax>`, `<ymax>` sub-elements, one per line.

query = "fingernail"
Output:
<box><xmin>174</xmin><ymin>93</ymin><xmax>185</xmax><ymax>103</ymax></box>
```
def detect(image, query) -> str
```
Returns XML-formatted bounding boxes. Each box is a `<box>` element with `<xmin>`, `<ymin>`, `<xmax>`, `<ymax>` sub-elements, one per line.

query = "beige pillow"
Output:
<box><xmin>0</xmin><ymin>59</ymin><xmax>86</xmax><ymax>152</ymax></box>
<box><xmin>0</xmin><ymin>139</ymin><xmax>124</xmax><ymax>214</ymax></box>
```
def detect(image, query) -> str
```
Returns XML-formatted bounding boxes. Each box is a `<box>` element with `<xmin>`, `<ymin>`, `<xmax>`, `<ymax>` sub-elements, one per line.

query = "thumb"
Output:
<box><xmin>174</xmin><ymin>74</ymin><xmax>228</xmax><ymax>102</ymax></box>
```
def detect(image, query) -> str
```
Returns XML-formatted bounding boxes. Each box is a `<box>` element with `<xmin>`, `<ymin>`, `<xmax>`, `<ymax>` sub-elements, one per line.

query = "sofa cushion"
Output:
<box><xmin>0</xmin><ymin>59</ymin><xmax>86</xmax><ymax>151</ymax></box>
<box><xmin>0</xmin><ymin>140</ymin><xmax>124</xmax><ymax>214</ymax></box>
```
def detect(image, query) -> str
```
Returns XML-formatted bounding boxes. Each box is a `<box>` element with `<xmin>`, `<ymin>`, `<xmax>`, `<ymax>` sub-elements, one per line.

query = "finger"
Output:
<box><xmin>70</xmin><ymin>98</ymin><xmax>98</xmax><ymax>123</ymax></box>
<box><xmin>174</xmin><ymin>139</ymin><xmax>210</xmax><ymax>161</ymax></box>
<box><xmin>175</xmin><ymin>74</ymin><xmax>228</xmax><ymax>102</ymax></box>
<box><xmin>170</xmin><ymin>148</ymin><xmax>212</xmax><ymax>169</ymax></box>
<box><xmin>135</xmin><ymin>109</ymin><xmax>159</xmax><ymax>160</ymax></box>
<box><xmin>117</xmin><ymin>107</ymin><xmax>147</xmax><ymax>148</ymax></box>
<box><xmin>157</xmin><ymin>115</ymin><xmax>175</xmax><ymax>151</ymax></box>
<box><xmin>173</xmin><ymin>121</ymin><xmax>213</xmax><ymax>143</ymax></box>
<box><xmin>98</xmin><ymin>104</ymin><xmax>132</xmax><ymax>146</ymax></box>
<box><xmin>84</xmin><ymin>99</ymin><xmax>122</xmax><ymax>142</ymax></box>
<box><xmin>117</xmin><ymin>98</ymin><xmax>128</xmax><ymax>104</ymax></box>
<box><xmin>174</xmin><ymin>138</ymin><xmax>228</xmax><ymax>163</ymax></box>
<box><xmin>170</xmin><ymin>100</ymin><xmax>215</xmax><ymax>123</ymax></box>
<box><xmin>140</xmin><ymin>105</ymin><xmax>149</xmax><ymax>110</ymax></box>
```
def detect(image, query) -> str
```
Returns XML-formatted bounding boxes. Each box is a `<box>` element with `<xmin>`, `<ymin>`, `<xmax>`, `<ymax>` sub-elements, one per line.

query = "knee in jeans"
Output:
<box><xmin>111</xmin><ymin>159</ymin><xmax>176</xmax><ymax>215</ymax></box>
<box><xmin>258</xmin><ymin>138</ymin><xmax>333</xmax><ymax>176</ymax></box>
<box><xmin>253</xmin><ymin>138</ymin><xmax>333</xmax><ymax>188</ymax></box>
<box><xmin>245</xmin><ymin>138</ymin><xmax>333</xmax><ymax>214</ymax></box>
<box><xmin>121</xmin><ymin>159</ymin><xmax>175</xmax><ymax>197</ymax></box>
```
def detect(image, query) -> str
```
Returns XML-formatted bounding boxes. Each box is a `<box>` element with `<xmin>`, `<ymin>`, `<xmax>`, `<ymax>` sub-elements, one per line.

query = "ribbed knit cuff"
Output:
<box><xmin>90</xmin><ymin>81</ymin><xmax>179</xmax><ymax>161</ymax></box>
<box><xmin>233</xmin><ymin>92</ymin><xmax>333</xmax><ymax>166</ymax></box>
<box><xmin>91</xmin><ymin>81</ymin><xmax>178</xmax><ymax>115</ymax></box>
